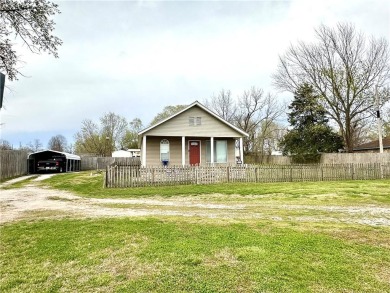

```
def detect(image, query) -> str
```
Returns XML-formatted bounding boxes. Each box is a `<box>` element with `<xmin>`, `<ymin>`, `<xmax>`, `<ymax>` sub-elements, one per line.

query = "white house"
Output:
<box><xmin>112</xmin><ymin>149</ymin><xmax>141</xmax><ymax>158</ymax></box>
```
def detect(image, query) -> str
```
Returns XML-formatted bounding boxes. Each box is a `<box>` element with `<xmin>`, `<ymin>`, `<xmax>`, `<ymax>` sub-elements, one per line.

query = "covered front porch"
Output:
<box><xmin>141</xmin><ymin>135</ymin><xmax>244</xmax><ymax>167</ymax></box>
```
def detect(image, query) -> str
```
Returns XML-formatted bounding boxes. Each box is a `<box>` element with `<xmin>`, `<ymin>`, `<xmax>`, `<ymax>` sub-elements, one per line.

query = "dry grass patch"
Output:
<box><xmin>375</xmin><ymin>265</ymin><xmax>390</xmax><ymax>285</ymax></box>
<box><xmin>325</xmin><ymin>226</ymin><xmax>390</xmax><ymax>248</ymax></box>
<box><xmin>47</xmin><ymin>195</ymin><xmax>75</xmax><ymax>201</ymax></box>
<box><xmin>92</xmin><ymin>235</ymin><xmax>161</xmax><ymax>282</ymax></box>
<box><xmin>203</xmin><ymin>247</ymin><xmax>240</xmax><ymax>268</ymax></box>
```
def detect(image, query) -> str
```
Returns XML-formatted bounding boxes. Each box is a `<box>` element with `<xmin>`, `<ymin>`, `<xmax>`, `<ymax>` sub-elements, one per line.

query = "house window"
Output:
<box><xmin>160</xmin><ymin>139</ymin><xmax>170</xmax><ymax>161</ymax></box>
<box><xmin>189</xmin><ymin>116</ymin><xmax>201</xmax><ymax>126</ymax></box>
<box><xmin>206</xmin><ymin>140</ymin><xmax>227</xmax><ymax>163</ymax></box>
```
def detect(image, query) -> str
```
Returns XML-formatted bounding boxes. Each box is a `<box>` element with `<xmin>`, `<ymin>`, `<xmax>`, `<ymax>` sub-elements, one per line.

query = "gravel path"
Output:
<box><xmin>1</xmin><ymin>175</ymin><xmax>389</xmax><ymax>226</ymax></box>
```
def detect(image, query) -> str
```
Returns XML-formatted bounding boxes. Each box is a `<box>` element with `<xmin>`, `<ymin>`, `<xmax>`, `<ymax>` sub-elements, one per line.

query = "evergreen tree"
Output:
<box><xmin>280</xmin><ymin>84</ymin><xmax>344</xmax><ymax>162</ymax></box>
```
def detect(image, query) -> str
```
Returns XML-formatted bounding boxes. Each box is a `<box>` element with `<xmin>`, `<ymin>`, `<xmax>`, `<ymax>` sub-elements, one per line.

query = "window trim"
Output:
<box><xmin>189</xmin><ymin>116</ymin><xmax>202</xmax><ymax>126</ymax></box>
<box><xmin>160</xmin><ymin>139</ymin><xmax>170</xmax><ymax>161</ymax></box>
<box><xmin>206</xmin><ymin>139</ymin><xmax>228</xmax><ymax>163</ymax></box>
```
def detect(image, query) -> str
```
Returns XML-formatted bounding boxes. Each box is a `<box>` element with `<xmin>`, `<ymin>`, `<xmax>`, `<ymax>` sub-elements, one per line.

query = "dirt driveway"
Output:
<box><xmin>1</xmin><ymin>175</ymin><xmax>390</xmax><ymax>226</ymax></box>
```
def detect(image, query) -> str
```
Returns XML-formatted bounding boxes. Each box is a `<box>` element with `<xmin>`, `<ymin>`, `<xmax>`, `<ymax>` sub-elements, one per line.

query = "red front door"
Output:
<box><xmin>189</xmin><ymin>141</ymin><xmax>200</xmax><ymax>165</ymax></box>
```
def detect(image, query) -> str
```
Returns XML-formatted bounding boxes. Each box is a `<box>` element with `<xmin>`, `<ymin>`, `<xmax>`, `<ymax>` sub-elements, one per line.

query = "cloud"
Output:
<box><xmin>1</xmin><ymin>0</ymin><xmax>388</xmax><ymax>148</ymax></box>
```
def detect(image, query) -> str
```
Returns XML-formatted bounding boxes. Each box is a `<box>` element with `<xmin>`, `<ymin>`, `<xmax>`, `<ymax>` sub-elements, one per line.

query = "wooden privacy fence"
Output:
<box><xmin>0</xmin><ymin>150</ymin><xmax>28</xmax><ymax>181</ymax></box>
<box><xmin>81</xmin><ymin>157</ymin><xmax>140</xmax><ymax>171</ymax></box>
<box><xmin>321</xmin><ymin>153</ymin><xmax>390</xmax><ymax>164</ymax></box>
<box><xmin>105</xmin><ymin>163</ymin><xmax>390</xmax><ymax>188</ymax></box>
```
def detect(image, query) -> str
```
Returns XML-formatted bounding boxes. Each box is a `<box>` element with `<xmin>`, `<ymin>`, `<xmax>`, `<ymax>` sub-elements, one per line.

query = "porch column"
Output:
<box><xmin>210</xmin><ymin>137</ymin><xmax>214</xmax><ymax>164</ymax></box>
<box><xmin>182</xmin><ymin>136</ymin><xmax>186</xmax><ymax>166</ymax></box>
<box><xmin>142</xmin><ymin>135</ymin><xmax>147</xmax><ymax>167</ymax></box>
<box><xmin>239</xmin><ymin>137</ymin><xmax>244</xmax><ymax>164</ymax></box>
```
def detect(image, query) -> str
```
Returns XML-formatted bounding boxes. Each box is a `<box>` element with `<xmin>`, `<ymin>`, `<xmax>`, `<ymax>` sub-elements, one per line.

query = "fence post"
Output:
<box><xmin>106</xmin><ymin>167</ymin><xmax>109</xmax><ymax>188</ymax></box>
<box><xmin>348</xmin><ymin>164</ymin><xmax>353</xmax><ymax>180</ymax></box>
<box><xmin>380</xmin><ymin>163</ymin><xmax>384</xmax><ymax>179</ymax></box>
<box><xmin>130</xmin><ymin>166</ymin><xmax>133</xmax><ymax>187</ymax></box>
<box><xmin>227</xmin><ymin>166</ymin><xmax>230</xmax><ymax>183</ymax></box>
<box><xmin>255</xmin><ymin>167</ymin><xmax>258</xmax><ymax>183</ymax></box>
<box><xmin>103</xmin><ymin>167</ymin><xmax>106</xmax><ymax>188</ymax></box>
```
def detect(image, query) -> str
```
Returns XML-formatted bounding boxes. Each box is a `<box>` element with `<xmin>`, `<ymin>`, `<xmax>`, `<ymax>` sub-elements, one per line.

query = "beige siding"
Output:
<box><xmin>145</xmin><ymin>106</ymin><xmax>242</xmax><ymax>137</ymax></box>
<box><xmin>227</xmin><ymin>139</ymin><xmax>236</xmax><ymax>164</ymax></box>
<box><xmin>145</xmin><ymin>137</ymin><xmax>182</xmax><ymax>166</ymax></box>
<box><xmin>143</xmin><ymin>136</ymin><xmax>237</xmax><ymax>166</ymax></box>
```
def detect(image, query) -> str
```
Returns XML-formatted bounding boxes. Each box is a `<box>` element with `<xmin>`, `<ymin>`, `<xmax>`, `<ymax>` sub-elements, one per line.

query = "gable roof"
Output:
<box><xmin>138</xmin><ymin>100</ymin><xmax>249</xmax><ymax>137</ymax></box>
<box><xmin>353</xmin><ymin>137</ymin><xmax>390</xmax><ymax>151</ymax></box>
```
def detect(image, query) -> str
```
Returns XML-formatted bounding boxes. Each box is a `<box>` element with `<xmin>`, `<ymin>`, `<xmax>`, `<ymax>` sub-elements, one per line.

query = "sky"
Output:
<box><xmin>1</xmin><ymin>0</ymin><xmax>389</xmax><ymax>149</ymax></box>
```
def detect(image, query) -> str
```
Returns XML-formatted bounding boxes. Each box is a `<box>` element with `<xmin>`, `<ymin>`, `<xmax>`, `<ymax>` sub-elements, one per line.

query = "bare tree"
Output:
<box><xmin>358</xmin><ymin>103</ymin><xmax>390</xmax><ymax>142</ymax></box>
<box><xmin>273</xmin><ymin>22</ymin><xmax>390</xmax><ymax>152</ymax></box>
<box><xmin>254</xmin><ymin>94</ymin><xmax>286</xmax><ymax>155</ymax></box>
<box><xmin>27</xmin><ymin>138</ymin><xmax>43</xmax><ymax>152</ymax></box>
<box><xmin>74</xmin><ymin>119</ymin><xmax>104</xmax><ymax>156</ymax></box>
<box><xmin>120</xmin><ymin>118</ymin><xmax>143</xmax><ymax>149</ymax></box>
<box><xmin>47</xmin><ymin>134</ymin><xmax>67</xmax><ymax>152</ymax></box>
<box><xmin>75</xmin><ymin>112</ymin><xmax>128</xmax><ymax>156</ymax></box>
<box><xmin>67</xmin><ymin>143</ymin><xmax>74</xmax><ymax>154</ymax></box>
<box><xmin>235</xmin><ymin>87</ymin><xmax>285</xmax><ymax>153</ymax></box>
<box><xmin>383</xmin><ymin>106</ymin><xmax>390</xmax><ymax>138</ymax></box>
<box><xmin>0</xmin><ymin>139</ymin><xmax>12</xmax><ymax>150</ymax></box>
<box><xmin>100</xmin><ymin>112</ymin><xmax>127</xmax><ymax>154</ymax></box>
<box><xmin>149</xmin><ymin>104</ymin><xmax>188</xmax><ymax>126</ymax></box>
<box><xmin>0</xmin><ymin>0</ymin><xmax>62</xmax><ymax>81</ymax></box>
<box><xmin>204</xmin><ymin>89</ymin><xmax>236</xmax><ymax>123</ymax></box>
<box><xmin>235</xmin><ymin>87</ymin><xmax>264</xmax><ymax>152</ymax></box>
<box><xmin>260</xmin><ymin>122</ymin><xmax>288</xmax><ymax>155</ymax></box>
<box><xmin>205</xmin><ymin>87</ymin><xmax>285</xmax><ymax>155</ymax></box>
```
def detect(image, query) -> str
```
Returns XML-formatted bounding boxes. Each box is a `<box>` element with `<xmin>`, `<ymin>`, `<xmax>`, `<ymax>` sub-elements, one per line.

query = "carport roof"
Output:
<box><xmin>28</xmin><ymin>150</ymin><xmax>80</xmax><ymax>160</ymax></box>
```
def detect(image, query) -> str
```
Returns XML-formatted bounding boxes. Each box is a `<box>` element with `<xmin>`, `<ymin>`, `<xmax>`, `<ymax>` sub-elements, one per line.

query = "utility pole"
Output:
<box><xmin>375</xmin><ymin>85</ymin><xmax>384</xmax><ymax>154</ymax></box>
<box><xmin>0</xmin><ymin>72</ymin><xmax>5</xmax><ymax>109</ymax></box>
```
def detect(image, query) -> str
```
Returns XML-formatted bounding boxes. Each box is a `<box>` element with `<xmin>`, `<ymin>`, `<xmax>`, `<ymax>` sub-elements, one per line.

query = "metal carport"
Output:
<box><xmin>28</xmin><ymin>150</ymin><xmax>81</xmax><ymax>174</ymax></box>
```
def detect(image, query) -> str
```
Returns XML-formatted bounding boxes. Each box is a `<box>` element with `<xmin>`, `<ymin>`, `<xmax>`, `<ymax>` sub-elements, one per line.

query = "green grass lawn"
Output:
<box><xmin>1</xmin><ymin>218</ymin><xmax>390</xmax><ymax>292</ymax></box>
<box><xmin>1</xmin><ymin>172</ymin><xmax>389</xmax><ymax>292</ymax></box>
<box><xmin>40</xmin><ymin>171</ymin><xmax>390</xmax><ymax>204</ymax></box>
